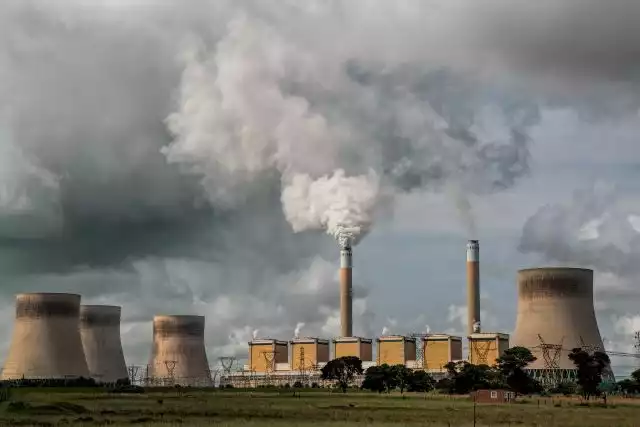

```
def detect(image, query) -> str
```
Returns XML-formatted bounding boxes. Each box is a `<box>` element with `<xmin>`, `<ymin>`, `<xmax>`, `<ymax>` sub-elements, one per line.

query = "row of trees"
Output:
<box><xmin>319</xmin><ymin>346</ymin><xmax>632</xmax><ymax>399</ymax></box>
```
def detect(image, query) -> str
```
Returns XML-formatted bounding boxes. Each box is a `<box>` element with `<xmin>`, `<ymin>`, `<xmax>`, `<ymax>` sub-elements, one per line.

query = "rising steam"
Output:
<box><xmin>293</xmin><ymin>322</ymin><xmax>305</xmax><ymax>339</ymax></box>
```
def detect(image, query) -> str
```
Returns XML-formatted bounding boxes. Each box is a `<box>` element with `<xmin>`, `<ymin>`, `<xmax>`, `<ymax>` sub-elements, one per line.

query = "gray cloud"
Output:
<box><xmin>2</xmin><ymin>0</ymin><xmax>640</xmax><ymax>365</ymax></box>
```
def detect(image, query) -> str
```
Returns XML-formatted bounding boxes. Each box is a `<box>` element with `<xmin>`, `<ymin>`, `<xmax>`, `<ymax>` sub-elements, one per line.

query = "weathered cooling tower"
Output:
<box><xmin>80</xmin><ymin>305</ymin><xmax>128</xmax><ymax>384</ymax></box>
<box><xmin>1</xmin><ymin>293</ymin><xmax>90</xmax><ymax>380</ymax></box>
<box><xmin>467</xmin><ymin>240</ymin><xmax>481</xmax><ymax>335</ymax></box>
<box><xmin>512</xmin><ymin>268</ymin><xmax>610</xmax><ymax>375</ymax></box>
<box><xmin>340</xmin><ymin>242</ymin><xmax>353</xmax><ymax>337</ymax></box>
<box><xmin>148</xmin><ymin>315</ymin><xmax>212</xmax><ymax>387</ymax></box>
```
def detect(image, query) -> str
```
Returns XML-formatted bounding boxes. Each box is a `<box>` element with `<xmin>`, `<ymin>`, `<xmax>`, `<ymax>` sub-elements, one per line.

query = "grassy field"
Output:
<box><xmin>0</xmin><ymin>388</ymin><xmax>639</xmax><ymax>426</ymax></box>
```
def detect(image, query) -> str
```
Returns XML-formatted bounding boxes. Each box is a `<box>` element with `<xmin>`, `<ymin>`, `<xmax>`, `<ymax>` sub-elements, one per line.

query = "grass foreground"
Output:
<box><xmin>0</xmin><ymin>387</ymin><xmax>639</xmax><ymax>426</ymax></box>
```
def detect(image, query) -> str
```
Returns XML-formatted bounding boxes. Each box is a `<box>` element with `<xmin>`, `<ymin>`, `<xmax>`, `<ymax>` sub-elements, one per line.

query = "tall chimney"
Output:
<box><xmin>340</xmin><ymin>243</ymin><xmax>353</xmax><ymax>337</ymax></box>
<box><xmin>466</xmin><ymin>240</ymin><xmax>480</xmax><ymax>335</ymax></box>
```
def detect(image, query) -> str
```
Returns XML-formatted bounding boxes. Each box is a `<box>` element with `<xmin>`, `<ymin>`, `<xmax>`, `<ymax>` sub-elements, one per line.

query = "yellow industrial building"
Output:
<box><xmin>467</xmin><ymin>332</ymin><xmax>509</xmax><ymax>366</ymax></box>
<box><xmin>290</xmin><ymin>337</ymin><xmax>329</xmax><ymax>371</ymax></box>
<box><xmin>376</xmin><ymin>335</ymin><xmax>416</xmax><ymax>366</ymax></box>
<box><xmin>248</xmin><ymin>339</ymin><xmax>288</xmax><ymax>372</ymax></box>
<box><xmin>422</xmin><ymin>334</ymin><xmax>463</xmax><ymax>371</ymax></box>
<box><xmin>332</xmin><ymin>337</ymin><xmax>373</xmax><ymax>361</ymax></box>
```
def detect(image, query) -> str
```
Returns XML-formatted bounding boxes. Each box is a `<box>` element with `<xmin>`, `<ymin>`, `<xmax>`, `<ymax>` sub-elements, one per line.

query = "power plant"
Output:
<box><xmin>512</xmin><ymin>267</ymin><xmax>612</xmax><ymax>384</ymax></box>
<box><xmin>79</xmin><ymin>305</ymin><xmax>128</xmax><ymax>384</ymax></box>
<box><xmin>0</xmin><ymin>240</ymin><xmax>625</xmax><ymax>389</ymax></box>
<box><xmin>1</xmin><ymin>293</ymin><xmax>90</xmax><ymax>380</ymax></box>
<box><xmin>148</xmin><ymin>315</ymin><xmax>213</xmax><ymax>387</ymax></box>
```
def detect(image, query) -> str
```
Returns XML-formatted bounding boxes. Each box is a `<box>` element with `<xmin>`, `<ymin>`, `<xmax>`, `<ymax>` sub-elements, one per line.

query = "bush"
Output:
<box><xmin>293</xmin><ymin>381</ymin><xmax>303</xmax><ymax>388</ymax></box>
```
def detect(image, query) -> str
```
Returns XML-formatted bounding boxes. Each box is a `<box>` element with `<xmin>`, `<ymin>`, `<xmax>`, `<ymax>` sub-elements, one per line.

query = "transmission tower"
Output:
<box><xmin>471</xmin><ymin>340</ymin><xmax>491</xmax><ymax>365</ymax></box>
<box><xmin>538</xmin><ymin>334</ymin><xmax>564</xmax><ymax>369</ymax></box>
<box><xmin>164</xmin><ymin>360</ymin><xmax>177</xmax><ymax>386</ymax></box>
<box><xmin>634</xmin><ymin>331</ymin><xmax>640</xmax><ymax>369</ymax></box>
<box><xmin>219</xmin><ymin>357</ymin><xmax>236</xmax><ymax>374</ymax></box>
<box><xmin>298</xmin><ymin>347</ymin><xmax>308</xmax><ymax>382</ymax></box>
<box><xmin>127</xmin><ymin>365</ymin><xmax>140</xmax><ymax>385</ymax></box>
<box><xmin>579</xmin><ymin>336</ymin><xmax>601</xmax><ymax>354</ymax></box>
<box><xmin>261</xmin><ymin>351</ymin><xmax>276</xmax><ymax>386</ymax></box>
<box><xmin>410</xmin><ymin>333</ymin><xmax>430</xmax><ymax>369</ymax></box>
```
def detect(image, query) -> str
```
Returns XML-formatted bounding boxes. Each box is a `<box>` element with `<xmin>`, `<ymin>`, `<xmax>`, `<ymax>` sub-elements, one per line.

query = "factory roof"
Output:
<box><xmin>468</xmin><ymin>332</ymin><xmax>510</xmax><ymax>340</ymax></box>
<box><xmin>421</xmin><ymin>334</ymin><xmax>462</xmax><ymax>341</ymax></box>
<box><xmin>250</xmin><ymin>338</ymin><xmax>288</xmax><ymax>345</ymax></box>
<box><xmin>333</xmin><ymin>336</ymin><xmax>373</xmax><ymax>343</ymax></box>
<box><xmin>289</xmin><ymin>337</ymin><xmax>330</xmax><ymax>345</ymax></box>
<box><xmin>377</xmin><ymin>335</ymin><xmax>413</xmax><ymax>342</ymax></box>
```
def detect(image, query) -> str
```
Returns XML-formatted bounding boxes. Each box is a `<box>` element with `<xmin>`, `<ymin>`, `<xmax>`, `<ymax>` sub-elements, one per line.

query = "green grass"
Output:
<box><xmin>0</xmin><ymin>388</ymin><xmax>638</xmax><ymax>426</ymax></box>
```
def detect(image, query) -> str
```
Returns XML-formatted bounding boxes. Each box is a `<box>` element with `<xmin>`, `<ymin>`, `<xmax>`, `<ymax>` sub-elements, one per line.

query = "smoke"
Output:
<box><xmin>3</xmin><ymin>0</ymin><xmax>638</xmax><ymax>362</ymax></box>
<box><xmin>519</xmin><ymin>184</ymin><xmax>640</xmax><ymax>284</ymax></box>
<box><xmin>293</xmin><ymin>322</ymin><xmax>305</xmax><ymax>339</ymax></box>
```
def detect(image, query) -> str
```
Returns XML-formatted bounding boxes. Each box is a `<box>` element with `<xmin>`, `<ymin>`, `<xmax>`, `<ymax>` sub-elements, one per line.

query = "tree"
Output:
<box><xmin>321</xmin><ymin>356</ymin><xmax>363</xmax><ymax>393</ymax></box>
<box><xmin>568</xmin><ymin>348</ymin><xmax>611</xmax><ymax>400</ymax></box>
<box><xmin>496</xmin><ymin>346</ymin><xmax>540</xmax><ymax>395</ymax></box>
<box><xmin>442</xmin><ymin>361</ymin><xmax>497</xmax><ymax>394</ymax></box>
<box><xmin>361</xmin><ymin>364</ymin><xmax>397</xmax><ymax>393</ymax></box>
<box><xmin>407</xmin><ymin>370</ymin><xmax>435</xmax><ymax>393</ymax></box>
<box><xmin>391</xmin><ymin>365</ymin><xmax>413</xmax><ymax>394</ymax></box>
<box><xmin>632</xmin><ymin>368</ymin><xmax>640</xmax><ymax>384</ymax></box>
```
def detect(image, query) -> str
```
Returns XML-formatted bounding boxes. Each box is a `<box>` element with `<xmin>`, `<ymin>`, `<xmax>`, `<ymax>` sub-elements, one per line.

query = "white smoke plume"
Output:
<box><xmin>293</xmin><ymin>322</ymin><xmax>305</xmax><ymax>339</ymax></box>
<box><xmin>252</xmin><ymin>329</ymin><xmax>259</xmax><ymax>340</ymax></box>
<box><xmin>2</xmin><ymin>0</ymin><xmax>639</xmax><ymax>363</ymax></box>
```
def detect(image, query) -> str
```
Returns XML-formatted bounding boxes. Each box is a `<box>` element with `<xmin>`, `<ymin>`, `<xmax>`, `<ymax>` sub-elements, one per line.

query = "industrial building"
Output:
<box><xmin>512</xmin><ymin>267</ymin><xmax>613</xmax><ymax>385</ymax></box>
<box><xmin>376</xmin><ymin>335</ymin><xmax>417</xmax><ymax>366</ymax></box>
<box><xmin>468</xmin><ymin>332</ymin><xmax>510</xmax><ymax>366</ymax></box>
<box><xmin>248</xmin><ymin>338</ymin><xmax>289</xmax><ymax>373</ymax></box>
<box><xmin>3</xmin><ymin>239</ymin><xmax>623</xmax><ymax>390</ymax></box>
<box><xmin>148</xmin><ymin>315</ymin><xmax>212</xmax><ymax>387</ymax></box>
<box><xmin>79</xmin><ymin>305</ymin><xmax>128</xmax><ymax>384</ymax></box>
<box><xmin>422</xmin><ymin>334</ymin><xmax>463</xmax><ymax>372</ymax></box>
<box><xmin>333</xmin><ymin>337</ymin><xmax>373</xmax><ymax>361</ymax></box>
<box><xmin>290</xmin><ymin>337</ymin><xmax>329</xmax><ymax>371</ymax></box>
<box><xmin>1</xmin><ymin>293</ymin><xmax>90</xmax><ymax>380</ymax></box>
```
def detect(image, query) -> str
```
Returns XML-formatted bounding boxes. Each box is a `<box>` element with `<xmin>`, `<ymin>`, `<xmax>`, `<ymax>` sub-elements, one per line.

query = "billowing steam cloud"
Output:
<box><xmin>2</xmin><ymin>0</ymin><xmax>638</xmax><ymax>363</ymax></box>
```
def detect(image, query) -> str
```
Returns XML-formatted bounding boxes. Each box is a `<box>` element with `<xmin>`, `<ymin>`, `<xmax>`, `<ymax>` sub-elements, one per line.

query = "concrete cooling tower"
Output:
<box><xmin>1</xmin><ymin>293</ymin><xmax>90</xmax><ymax>380</ymax></box>
<box><xmin>79</xmin><ymin>305</ymin><xmax>128</xmax><ymax>384</ymax></box>
<box><xmin>512</xmin><ymin>268</ymin><xmax>611</xmax><ymax>376</ymax></box>
<box><xmin>148</xmin><ymin>315</ymin><xmax>212</xmax><ymax>387</ymax></box>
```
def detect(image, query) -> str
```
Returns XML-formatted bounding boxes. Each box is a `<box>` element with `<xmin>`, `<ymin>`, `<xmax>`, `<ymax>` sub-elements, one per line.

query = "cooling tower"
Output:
<box><xmin>512</xmin><ymin>268</ymin><xmax>609</xmax><ymax>371</ymax></box>
<box><xmin>1</xmin><ymin>293</ymin><xmax>90</xmax><ymax>380</ymax></box>
<box><xmin>79</xmin><ymin>305</ymin><xmax>128</xmax><ymax>384</ymax></box>
<box><xmin>467</xmin><ymin>240</ymin><xmax>481</xmax><ymax>335</ymax></box>
<box><xmin>340</xmin><ymin>243</ymin><xmax>353</xmax><ymax>337</ymax></box>
<box><xmin>148</xmin><ymin>315</ymin><xmax>212</xmax><ymax>387</ymax></box>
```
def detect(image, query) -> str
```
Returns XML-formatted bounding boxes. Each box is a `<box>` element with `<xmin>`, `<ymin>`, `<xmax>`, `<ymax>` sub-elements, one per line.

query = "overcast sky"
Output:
<box><xmin>1</xmin><ymin>0</ymin><xmax>640</xmax><ymax>379</ymax></box>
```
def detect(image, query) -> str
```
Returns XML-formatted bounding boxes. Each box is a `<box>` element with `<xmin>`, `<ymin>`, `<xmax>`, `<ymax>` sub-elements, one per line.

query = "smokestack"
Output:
<box><xmin>340</xmin><ymin>242</ymin><xmax>353</xmax><ymax>337</ymax></box>
<box><xmin>79</xmin><ymin>305</ymin><xmax>128</xmax><ymax>384</ymax></box>
<box><xmin>1</xmin><ymin>293</ymin><xmax>90</xmax><ymax>380</ymax></box>
<box><xmin>148</xmin><ymin>315</ymin><xmax>212</xmax><ymax>387</ymax></box>
<box><xmin>466</xmin><ymin>240</ymin><xmax>480</xmax><ymax>336</ymax></box>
